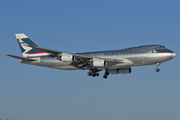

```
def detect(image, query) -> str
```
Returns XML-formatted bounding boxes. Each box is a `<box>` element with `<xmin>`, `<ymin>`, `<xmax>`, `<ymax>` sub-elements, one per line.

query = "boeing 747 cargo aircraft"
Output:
<box><xmin>6</xmin><ymin>33</ymin><xmax>176</xmax><ymax>78</ymax></box>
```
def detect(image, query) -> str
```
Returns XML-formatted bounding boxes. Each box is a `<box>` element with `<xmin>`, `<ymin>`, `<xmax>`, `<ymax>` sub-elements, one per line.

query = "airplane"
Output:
<box><xmin>6</xmin><ymin>33</ymin><xmax>176</xmax><ymax>78</ymax></box>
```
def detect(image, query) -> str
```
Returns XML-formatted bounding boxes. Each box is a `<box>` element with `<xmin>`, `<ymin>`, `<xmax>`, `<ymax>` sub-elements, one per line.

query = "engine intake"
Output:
<box><xmin>108</xmin><ymin>67</ymin><xmax>132</xmax><ymax>74</ymax></box>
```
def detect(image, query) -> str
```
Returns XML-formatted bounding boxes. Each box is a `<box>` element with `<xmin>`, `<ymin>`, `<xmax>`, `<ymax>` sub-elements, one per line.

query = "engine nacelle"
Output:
<box><xmin>108</xmin><ymin>67</ymin><xmax>132</xmax><ymax>74</ymax></box>
<box><xmin>60</xmin><ymin>54</ymin><xmax>74</xmax><ymax>62</ymax></box>
<box><xmin>93</xmin><ymin>60</ymin><xmax>107</xmax><ymax>67</ymax></box>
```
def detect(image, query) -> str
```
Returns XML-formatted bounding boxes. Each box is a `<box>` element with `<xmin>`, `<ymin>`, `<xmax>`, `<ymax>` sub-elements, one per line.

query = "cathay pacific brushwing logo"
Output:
<box><xmin>152</xmin><ymin>49</ymin><xmax>157</xmax><ymax>53</ymax></box>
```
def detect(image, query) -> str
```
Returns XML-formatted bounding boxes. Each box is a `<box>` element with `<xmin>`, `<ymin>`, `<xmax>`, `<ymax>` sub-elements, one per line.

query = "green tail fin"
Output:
<box><xmin>15</xmin><ymin>33</ymin><xmax>47</xmax><ymax>57</ymax></box>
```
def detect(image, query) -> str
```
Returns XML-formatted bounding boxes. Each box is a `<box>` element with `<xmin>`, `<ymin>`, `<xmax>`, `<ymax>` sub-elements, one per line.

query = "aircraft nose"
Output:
<box><xmin>172</xmin><ymin>52</ymin><xmax>176</xmax><ymax>57</ymax></box>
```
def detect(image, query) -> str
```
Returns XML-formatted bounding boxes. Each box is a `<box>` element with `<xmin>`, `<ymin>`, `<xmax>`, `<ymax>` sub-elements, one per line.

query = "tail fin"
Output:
<box><xmin>15</xmin><ymin>33</ymin><xmax>48</xmax><ymax>57</ymax></box>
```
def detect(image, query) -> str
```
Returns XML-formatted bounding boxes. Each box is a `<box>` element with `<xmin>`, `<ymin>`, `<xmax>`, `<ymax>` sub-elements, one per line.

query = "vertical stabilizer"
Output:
<box><xmin>15</xmin><ymin>33</ymin><xmax>48</xmax><ymax>57</ymax></box>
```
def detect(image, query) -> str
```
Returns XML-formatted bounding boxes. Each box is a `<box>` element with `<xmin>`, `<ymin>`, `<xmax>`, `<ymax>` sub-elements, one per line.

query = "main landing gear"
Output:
<box><xmin>87</xmin><ymin>69</ymin><xmax>109</xmax><ymax>79</ymax></box>
<box><xmin>103</xmin><ymin>71</ymin><xmax>109</xmax><ymax>79</ymax></box>
<box><xmin>87</xmin><ymin>69</ymin><xmax>99</xmax><ymax>77</ymax></box>
<box><xmin>155</xmin><ymin>63</ymin><xmax>160</xmax><ymax>72</ymax></box>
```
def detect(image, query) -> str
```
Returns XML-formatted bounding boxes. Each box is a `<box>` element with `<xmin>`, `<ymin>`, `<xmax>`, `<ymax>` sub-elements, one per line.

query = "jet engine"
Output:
<box><xmin>93</xmin><ymin>60</ymin><xmax>107</xmax><ymax>67</ymax></box>
<box><xmin>59</xmin><ymin>54</ymin><xmax>74</xmax><ymax>62</ymax></box>
<box><xmin>108</xmin><ymin>67</ymin><xmax>132</xmax><ymax>74</ymax></box>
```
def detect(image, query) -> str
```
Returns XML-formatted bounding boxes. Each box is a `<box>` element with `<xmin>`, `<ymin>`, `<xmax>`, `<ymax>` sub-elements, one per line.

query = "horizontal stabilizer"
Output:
<box><xmin>5</xmin><ymin>54</ymin><xmax>37</xmax><ymax>61</ymax></box>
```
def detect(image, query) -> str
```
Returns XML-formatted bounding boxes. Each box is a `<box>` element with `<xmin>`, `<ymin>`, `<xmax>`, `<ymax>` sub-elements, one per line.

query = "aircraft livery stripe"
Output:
<box><xmin>27</xmin><ymin>52</ymin><xmax>47</xmax><ymax>54</ymax></box>
<box><xmin>156</xmin><ymin>49</ymin><xmax>173</xmax><ymax>53</ymax></box>
<box><xmin>155</xmin><ymin>52</ymin><xmax>174</xmax><ymax>53</ymax></box>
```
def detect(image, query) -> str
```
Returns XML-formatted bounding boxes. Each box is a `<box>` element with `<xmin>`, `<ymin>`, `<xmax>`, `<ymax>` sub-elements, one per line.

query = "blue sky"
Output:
<box><xmin>0</xmin><ymin>0</ymin><xmax>180</xmax><ymax>120</ymax></box>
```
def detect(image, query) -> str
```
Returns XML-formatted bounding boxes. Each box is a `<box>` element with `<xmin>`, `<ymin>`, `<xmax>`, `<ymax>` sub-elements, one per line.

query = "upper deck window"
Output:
<box><xmin>154</xmin><ymin>45</ymin><xmax>165</xmax><ymax>49</ymax></box>
<box><xmin>160</xmin><ymin>46</ymin><xmax>165</xmax><ymax>48</ymax></box>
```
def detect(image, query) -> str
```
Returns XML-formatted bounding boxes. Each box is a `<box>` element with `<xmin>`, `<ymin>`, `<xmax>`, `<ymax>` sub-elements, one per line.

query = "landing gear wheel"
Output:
<box><xmin>95</xmin><ymin>73</ymin><xmax>99</xmax><ymax>76</ymax></box>
<box><xmin>103</xmin><ymin>70</ymin><xmax>109</xmax><ymax>79</ymax></box>
<box><xmin>105</xmin><ymin>72</ymin><xmax>109</xmax><ymax>75</ymax></box>
<box><xmin>155</xmin><ymin>68</ymin><xmax>160</xmax><ymax>72</ymax></box>
<box><xmin>92</xmin><ymin>75</ymin><xmax>96</xmax><ymax>77</ymax></box>
<box><xmin>91</xmin><ymin>72</ymin><xmax>96</xmax><ymax>77</ymax></box>
<box><xmin>103</xmin><ymin>75</ymin><xmax>107</xmax><ymax>79</ymax></box>
<box><xmin>87</xmin><ymin>69</ymin><xmax>100</xmax><ymax>77</ymax></box>
<box><xmin>87</xmin><ymin>72</ymin><xmax>92</xmax><ymax>76</ymax></box>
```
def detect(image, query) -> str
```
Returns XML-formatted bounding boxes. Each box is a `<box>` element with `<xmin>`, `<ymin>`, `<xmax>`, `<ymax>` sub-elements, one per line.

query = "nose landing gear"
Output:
<box><xmin>155</xmin><ymin>63</ymin><xmax>160</xmax><ymax>72</ymax></box>
<box><xmin>155</xmin><ymin>68</ymin><xmax>160</xmax><ymax>72</ymax></box>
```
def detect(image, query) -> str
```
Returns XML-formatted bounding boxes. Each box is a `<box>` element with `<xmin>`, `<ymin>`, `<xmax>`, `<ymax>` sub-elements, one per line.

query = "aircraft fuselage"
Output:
<box><xmin>22</xmin><ymin>45</ymin><xmax>176</xmax><ymax>70</ymax></box>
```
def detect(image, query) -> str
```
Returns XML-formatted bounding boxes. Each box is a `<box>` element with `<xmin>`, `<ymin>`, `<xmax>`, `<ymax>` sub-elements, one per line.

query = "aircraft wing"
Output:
<box><xmin>26</xmin><ymin>45</ymin><xmax>133</xmax><ymax>69</ymax></box>
<box><xmin>5</xmin><ymin>54</ymin><xmax>37</xmax><ymax>61</ymax></box>
<box><xmin>26</xmin><ymin>45</ymin><xmax>93</xmax><ymax>58</ymax></box>
<box><xmin>26</xmin><ymin>45</ymin><xmax>129</xmax><ymax>62</ymax></box>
